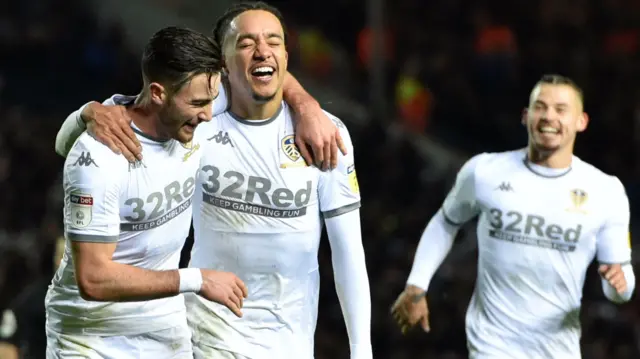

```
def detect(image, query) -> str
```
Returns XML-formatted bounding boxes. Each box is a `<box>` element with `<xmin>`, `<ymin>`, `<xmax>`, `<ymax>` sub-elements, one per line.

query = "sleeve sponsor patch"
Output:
<box><xmin>347</xmin><ymin>164</ymin><xmax>359</xmax><ymax>194</ymax></box>
<box><xmin>69</xmin><ymin>193</ymin><xmax>93</xmax><ymax>228</ymax></box>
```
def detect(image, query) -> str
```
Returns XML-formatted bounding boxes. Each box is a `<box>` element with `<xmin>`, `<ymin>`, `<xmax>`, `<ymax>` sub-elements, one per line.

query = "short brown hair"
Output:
<box><xmin>142</xmin><ymin>26</ymin><xmax>221</xmax><ymax>94</ymax></box>
<box><xmin>534</xmin><ymin>74</ymin><xmax>584</xmax><ymax>105</ymax></box>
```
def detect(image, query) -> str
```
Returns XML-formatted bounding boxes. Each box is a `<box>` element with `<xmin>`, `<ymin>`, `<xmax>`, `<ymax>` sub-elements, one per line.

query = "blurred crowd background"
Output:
<box><xmin>1</xmin><ymin>0</ymin><xmax>640</xmax><ymax>358</ymax></box>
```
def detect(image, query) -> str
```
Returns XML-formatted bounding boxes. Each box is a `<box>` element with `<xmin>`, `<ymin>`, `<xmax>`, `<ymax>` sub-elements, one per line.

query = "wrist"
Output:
<box><xmin>291</xmin><ymin>94</ymin><xmax>320</xmax><ymax>115</ymax></box>
<box><xmin>78</xmin><ymin>101</ymin><xmax>98</xmax><ymax>128</ymax></box>
<box><xmin>178</xmin><ymin>268</ymin><xmax>203</xmax><ymax>293</ymax></box>
<box><xmin>405</xmin><ymin>284</ymin><xmax>427</xmax><ymax>295</ymax></box>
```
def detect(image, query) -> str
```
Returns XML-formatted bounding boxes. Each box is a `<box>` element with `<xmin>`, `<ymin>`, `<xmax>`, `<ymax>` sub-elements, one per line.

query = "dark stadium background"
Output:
<box><xmin>1</xmin><ymin>0</ymin><xmax>639</xmax><ymax>358</ymax></box>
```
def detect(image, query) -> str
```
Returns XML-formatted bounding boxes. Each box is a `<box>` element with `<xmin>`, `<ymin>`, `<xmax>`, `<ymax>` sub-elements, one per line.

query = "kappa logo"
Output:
<box><xmin>495</xmin><ymin>182</ymin><xmax>513</xmax><ymax>192</ymax></box>
<box><xmin>281</xmin><ymin>135</ymin><xmax>301</xmax><ymax>162</ymax></box>
<box><xmin>208</xmin><ymin>131</ymin><xmax>234</xmax><ymax>147</ymax></box>
<box><xmin>73</xmin><ymin>152</ymin><xmax>98</xmax><ymax>167</ymax></box>
<box><xmin>129</xmin><ymin>160</ymin><xmax>147</xmax><ymax>172</ymax></box>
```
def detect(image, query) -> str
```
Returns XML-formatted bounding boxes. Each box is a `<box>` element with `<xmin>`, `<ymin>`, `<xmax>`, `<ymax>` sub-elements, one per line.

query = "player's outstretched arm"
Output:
<box><xmin>325</xmin><ymin>209</ymin><xmax>373</xmax><ymax>359</ymax></box>
<box><xmin>283</xmin><ymin>72</ymin><xmax>347</xmax><ymax>171</ymax></box>
<box><xmin>392</xmin><ymin>154</ymin><xmax>485</xmax><ymax>332</ymax></box>
<box><xmin>596</xmin><ymin>177</ymin><xmax>636</xmax><ymax>303</ymax></box>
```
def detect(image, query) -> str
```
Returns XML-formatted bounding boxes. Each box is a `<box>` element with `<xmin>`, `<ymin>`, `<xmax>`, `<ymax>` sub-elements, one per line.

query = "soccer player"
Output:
<box><xmin>183</xmin><ymin>3</ymin><xmax>372</xmax><ymax>359</ymax></box>
<box><xmin>391</xmin><ymin>74</ymin><xmax>636</xmax><ymax>359</ymax></box>
<box><xmin>45</xmin><ymin>27</ymin><xmax>248</xmax><ymax>359</ymax></box>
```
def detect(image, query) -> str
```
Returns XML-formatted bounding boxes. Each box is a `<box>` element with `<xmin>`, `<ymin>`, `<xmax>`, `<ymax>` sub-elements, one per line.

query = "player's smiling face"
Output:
<box><xmin>159</xmin><ymin>72</ymin><xmax>220</xmax><ymax>144</ymax></box>
<box><xmin>224</xmin><ymin>10</ymin><xmax>288</xmax><ymax>103</ymax></box>
<box><xmin>523</xmin><ymin>83</ymin><xmax>588</xmax><ymax>152</ymax></box>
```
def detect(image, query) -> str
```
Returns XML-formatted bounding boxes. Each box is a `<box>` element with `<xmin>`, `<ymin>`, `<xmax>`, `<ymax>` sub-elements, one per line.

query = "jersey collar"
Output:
<box><xmin>228</xmin><ymin>103</ymin><xmax>283</xmax><ymax>126</ymax></box>
<box><xmin>522</xmin><ymin>156</ymin><xmax>572</xmax><ymax>178</ymax></box>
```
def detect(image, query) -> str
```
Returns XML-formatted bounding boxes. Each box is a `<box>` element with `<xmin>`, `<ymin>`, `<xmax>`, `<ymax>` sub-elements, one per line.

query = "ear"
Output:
<box><xmin>521</xmin><ymin>108</ymin><xmax>528</xmax><ymax>126</ymax></box>
<box><xmin>148</xmin><ymin>82</ymin><xmax>167</xmax><ymax>106</ymax></box>
<box><xmin>576</xmin><ymin>112</ymin><xmax>589</xmax><ymax>132</ymax></box>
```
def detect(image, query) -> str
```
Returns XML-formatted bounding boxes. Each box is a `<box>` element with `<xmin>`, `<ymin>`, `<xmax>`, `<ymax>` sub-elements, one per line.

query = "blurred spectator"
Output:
<box><xmin>395</xmin><ymin>57</ymin><xmax>432</xmax><ymax>132</ymax></box>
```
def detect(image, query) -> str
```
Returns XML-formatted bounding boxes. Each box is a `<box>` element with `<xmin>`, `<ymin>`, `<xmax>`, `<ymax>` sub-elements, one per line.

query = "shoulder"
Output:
<box><xmin>323</xmin><ymin>110</ymin><xmax>354</xmax><ymax>148</ymax></box>
<box><xmin>574</xmin><ymin>157</ymin><xmax>627</xmax><ymax>198</ymax></box>
<box><xmin>64</xmin><ymin>133</ymin><xmax>127</xmax><ymax>182</ymax></box>
<box><xmin>102</xmin><ymin>94</ymin><xmax>137</xmax><ymax>106</ymax></box>
<box><xmin>455</xmin><ymin>150</ymin><xmax>522</xmax><ymax>183</ymax></box>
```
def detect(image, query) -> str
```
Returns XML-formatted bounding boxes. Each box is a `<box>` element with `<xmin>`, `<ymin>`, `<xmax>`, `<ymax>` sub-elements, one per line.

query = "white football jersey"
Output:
<box><xmin>46</xmin><ymin>96</ymin><xmax>205</xmax><ymax>336</ymax></box>
<box><xmin>186</xmin><ymin>103</ymin><xmax>360</xmax><ymax>359</ymax></box>
<box><xmin>444</xmin><ymin>149</ymin><xmax>631</xmax><ymax>359</ymax></box>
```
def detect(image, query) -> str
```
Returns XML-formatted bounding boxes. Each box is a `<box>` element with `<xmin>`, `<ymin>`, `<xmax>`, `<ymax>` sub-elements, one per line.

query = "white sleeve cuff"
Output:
<box><xmin>55</xmin><ymin>102</ymin><xmax>91</xmax><ymax>157</ymax></box>
<box><xmin>324</xmin><ymin>210</ymin><xmax>372</xmax><ymax>357</ymax></box>
<box><xmin>406</xmin><ymin>210</ymin><xmax>459</xmax><ymax>291</ymax></box>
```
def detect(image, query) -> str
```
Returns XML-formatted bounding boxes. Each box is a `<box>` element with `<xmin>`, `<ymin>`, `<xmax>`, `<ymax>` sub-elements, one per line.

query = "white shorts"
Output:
<box><xmin>46</xmin><ymin>324</ymin><xmax>192</xmax><ymax>359</ymax></box>
<box><xmin>193</xmin><ymin>344</ymin><xmax>249</xmax><ymax>359</ymax></box>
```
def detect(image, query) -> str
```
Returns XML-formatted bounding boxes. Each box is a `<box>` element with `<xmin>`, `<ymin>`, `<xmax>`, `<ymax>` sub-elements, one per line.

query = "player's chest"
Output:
<box><xmin>475</xmin><ymin>174</ymin><xmax>603</xmax><ymax>252</ymax></box>
<box><xmin>197</xmin><ymin>131</ymin><xmax>318</xmax><ymax>210</ymax></box>
<box><xmin>119</xmin><ymin>150</ymin><xmax>200</xmax><ymax>226</ymax></box>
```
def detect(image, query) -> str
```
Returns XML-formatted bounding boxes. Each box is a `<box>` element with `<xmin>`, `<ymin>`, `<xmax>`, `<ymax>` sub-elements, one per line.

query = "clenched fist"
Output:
<box><xmin>599</xmin><ymin>263</ymin><xmax>628</xmax><ymax>294</ymax></box>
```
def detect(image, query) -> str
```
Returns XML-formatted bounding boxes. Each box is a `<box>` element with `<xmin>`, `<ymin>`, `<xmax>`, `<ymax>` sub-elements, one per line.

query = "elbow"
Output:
<box><xmin>54</xmin><ymin>136</ymin><xmax>65</xmax><ymax>157</ymax></box>
<box><xmin>76</xmin><ymin>269</ymin><xmax>108</xmax><ymax>302</ymax></box>
<box><xmin>77</xmin><ymin>279</ymin><xmax>103</xmax><ymax>302</ymax></box>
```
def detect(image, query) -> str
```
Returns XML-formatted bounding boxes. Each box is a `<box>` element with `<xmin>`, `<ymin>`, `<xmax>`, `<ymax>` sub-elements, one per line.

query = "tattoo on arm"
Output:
<box><xmin>411</xmin><ymin>292</ymin><xmax>426</xmax><ymax>303</ymax></box>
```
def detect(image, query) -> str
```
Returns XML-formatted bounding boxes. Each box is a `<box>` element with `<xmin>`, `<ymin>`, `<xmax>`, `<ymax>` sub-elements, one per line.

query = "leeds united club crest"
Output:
<box><xmin>281</xmin><ymin>135</ymin><xmax>301</xmax><ymax>162</ymax></box>
<box><xmin>567</xmin><ymin>188</ymin><xmax>588</xmax><ymax>213</ymax></box>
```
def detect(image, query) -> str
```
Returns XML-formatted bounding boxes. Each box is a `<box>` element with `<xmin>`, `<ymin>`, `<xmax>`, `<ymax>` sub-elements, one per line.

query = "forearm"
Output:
<box><xmin>55</xmin><ymin>102</ymin><xmax>91</xmax><ymax>157</ymax></box>
<box><xmin>325</xmin><ymin>210</ymin><xmax>372</xmax><ymax>358</ymax></box>
<box><xmin>282</xmin><ymin>72</ymin><xmax>319</xmax><ymax>113</ymax></box>
<box><xmin>406</xmin><ymin>210</ymin><xmax>460</xmax><ymax>291</ymax></box>
<box><xmin>78</xmin><ymin>262</ymin><xmax>200</xmax><ymax>302</ymax></box>
<box><xmin>601</xmin><ymin>264</ymin><xmax>635</xmax><ymax>303</ymax></box>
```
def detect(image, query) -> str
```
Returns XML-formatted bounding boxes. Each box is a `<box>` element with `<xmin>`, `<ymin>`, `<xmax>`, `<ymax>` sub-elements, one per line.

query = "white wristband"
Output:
<box><xmin>178</xmin><ymin>268</ymin><xmax>203</xmax><ymax>293</ymax></box>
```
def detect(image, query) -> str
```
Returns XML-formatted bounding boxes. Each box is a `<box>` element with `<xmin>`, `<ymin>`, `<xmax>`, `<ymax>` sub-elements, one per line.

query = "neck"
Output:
<box><xmin>231</xmin><ymin>90</ymin><xmax>283</xmax><ymax>120</ymax></box>
<box><xmin>129</xmin><ymin>94</ymin><xmax>167</xmax><ymax>140</ymax></box>
<box><xmin>527</xmin><ymin>144</ymin><xmax>573</xmax><ymax>168</ymax></box>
